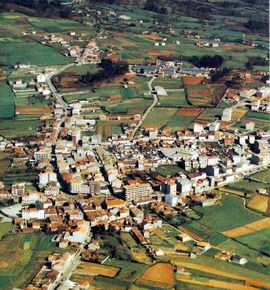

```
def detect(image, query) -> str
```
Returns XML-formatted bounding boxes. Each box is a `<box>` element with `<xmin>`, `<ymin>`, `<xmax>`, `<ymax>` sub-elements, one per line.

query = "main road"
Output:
<box><xmin>130</xmin><ymin>76</ymin><xmax>157</xmax><ymax>139</ymax></box>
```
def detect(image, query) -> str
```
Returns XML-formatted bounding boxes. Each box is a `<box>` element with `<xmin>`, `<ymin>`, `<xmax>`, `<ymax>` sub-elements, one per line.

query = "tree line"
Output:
<box><xmin>0</xmin><ymin>0</ymin><xmax>72</xmax><ymax>18</ymax></box>
<box><xmin>81</xmin><ymin>58</ymin><xmax>129</xmax><ymax>84</ymax></box>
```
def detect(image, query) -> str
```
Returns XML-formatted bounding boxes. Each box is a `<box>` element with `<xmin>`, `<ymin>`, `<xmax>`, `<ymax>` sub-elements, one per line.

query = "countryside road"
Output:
<box><xmin>131</xmin><ymin>76</ymin><xmax>157</xmax><ymax>139</ymax></box>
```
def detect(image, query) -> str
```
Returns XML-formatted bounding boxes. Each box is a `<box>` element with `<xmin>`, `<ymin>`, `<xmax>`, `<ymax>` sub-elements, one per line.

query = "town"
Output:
<box><xmin>0</xmin><ymin>0</ymin><xmax>269</xmax><ymax>289</ymax></box>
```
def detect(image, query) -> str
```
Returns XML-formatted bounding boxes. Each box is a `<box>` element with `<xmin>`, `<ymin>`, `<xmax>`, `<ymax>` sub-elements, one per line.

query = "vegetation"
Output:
<box><xmin>81</xmin><ymin>59</ymin><xmax>129</xmax><ymax>85</ymax></box>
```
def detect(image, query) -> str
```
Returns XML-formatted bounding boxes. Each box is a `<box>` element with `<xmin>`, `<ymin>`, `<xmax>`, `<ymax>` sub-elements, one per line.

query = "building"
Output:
<box><xmin>124</xmin><ymin>181</ymin><xmax>153</xmax><ymax>202</ymax></box>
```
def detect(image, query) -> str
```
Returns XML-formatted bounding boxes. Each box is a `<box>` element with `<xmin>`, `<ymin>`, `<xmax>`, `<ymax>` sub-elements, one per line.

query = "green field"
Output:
<box><xmin>142</xmin><ymin>107</ymin><xmax>178</xmax><ymax>129</ymax></box>
<box><xmin>228</xmin><ymin>180</ymin><xmax>268</xmax><ymax>193</ymax></box>
<box><xmin>249</xmin><ymin>169</ymin><xmax>270</xmax><ymax>184</ymax></box>
<box><xmin>153</xmin><ymin>78</ymin><xmax>183</xmax><ymax>89</ymax></box>
<box><xmin>187</xmin><ymin>195</ymin><xmax>262</xmax><ymax>236</ymax></box>
<box><xmin>0</xmin><ymin>232</ymin><xmax>57</xmax><ymax>289</ymax></box>
<box><xmin>0</xmin><ymin>82</ymin><xmax>15</xmax><ymax>119</ymax></box>
<box><xmin>0</xmin><ymin>153</ymin><xmax>11</xmax><ymax>179</ymax></box>
<box><xmin>0</xmin><ymin>222</ymin><xmax>13</xmax><ymax>240</ymax></box>
<box><xmin>158</xmin><ymin>91</ymin><xmax>188</xmax><ymax>107</ymax></box>
<box><xmin>156</xmin><ymin>164</ymin><xmax>182</xmax><ymax>176</ymax></box>
<box><xmin>236</xmin><ymin>228</ymin><xmax>270</xmax><ymax>254</ymax></box>
<box><xmin>0</xmin><ymin>40</ymin><xmax>70</xmax><ymax>66</ymax></box>
<box><xmin>164</xmin><ymin>114</ymin><xmax>196</xmax><ymax>132</ymax></box>
<box><xmin>0</xmin><ymin>115</ymin><xmax>42</xmax><ymax>138</ymax></box>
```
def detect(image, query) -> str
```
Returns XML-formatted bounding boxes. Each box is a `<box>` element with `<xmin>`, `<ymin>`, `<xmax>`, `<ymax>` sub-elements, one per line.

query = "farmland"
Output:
<box><xmin>142</xmin><ymin>107</ymin><xmax>178</xmax><ymax>129</ymax></box>
<box><xmin>0</xmin><ymin>232</ymin><xmax>57</xmax><ymax>290</ymax></box>
<box><xmin>0</xmin><ymin>82</ymin><xmax>15</xmax><ymax>119</ymax></box>
<box><xmin>75</xmin><ymin>262</ymin><xmax>119</xmax><ymax>277</ymax></box>
<box><xmin>137</xmin><ymin>263</ymin><xmax>175</xmax><ymax>289</ymax></box>
<box><xmin>158</xmin><ymin>91</ymin><xmax>188</xmax><ymax>107</ymax></box>
<box><xmin>185</xmin><ymin>195</ymin><xmax>262</xmax><ymax>237</ymax></box>
<box><xmin>248</xmin><ymin>194</ymin><xmax>270</xmax><ymax>213</ymax></box>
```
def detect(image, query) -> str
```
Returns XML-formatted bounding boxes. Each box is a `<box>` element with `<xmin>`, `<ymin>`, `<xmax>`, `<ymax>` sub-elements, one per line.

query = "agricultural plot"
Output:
<box><xmin>196</xmin><ymin>107</ymin><xmax>223</xmax><ymax>122</ymax></box>
<box><xmin>222</xmin><ymin>218</ymin><xmax>270</xmax><ymax>238</ymax></box>
<box><xmin>142</xmin><ymin>107</ymin><xmax>178</xmax><ymax>129</ymax></box>
<box><xmin>227</xmin><ymin>180</ymin><xmax>267</xmax><ymax>193</ymax></box>
<box><xmin>153</xmin><ymin>78</ymin><xmax>183</xmax><ymax>89</ymax></box>
<box><xmin>137</xmin><ymin>263</ymin><xmax>175</xmax><ymax>289</ymax></box>
<box><xmin>185</xmin><ymin>84</ymin><xmax>226</xmax><ymax>107</ymax></box>
<box><xmin>0</xmin><ymin>82</ymin><xmax>15</xmax><ymax>119</ymax></box>
<box><xmin>0</xmin><ymin>153</ymin><xmax>11</xmax><ymax>180</ymax></box>
<box><xmin>235</xmin><ymin>228</ymin><xmax>270</xmax><ymax>254</ymax></box>
<box><xmin>248</xmin><ymin>194</ymin><xmax>270</xmax><ymax>213</ymax></box>
<box><xmin>0</xmin><ymin>115</ymin><xmax>42</xmax><ymax>138</ymax></box>
<box><xmin>188</xmin><ymin>195</ymin><xmax>262</xmax><ymax>234</ymax></box>
<box><xmin>0</xmin><ymin>222</ymin><xmax>13</xmax><ymax>240</ymax></box>
<box><xmin>75</xmin><ymin>262</ymin><xmax>119</xmax><ymax>278</ymax></box>
<box><xmin>158</xmin><ymin>91</ymin><xmax>188</xmax><ymax>107</ymax></box>
<box><xmin>250</xmin><ymin>169</ymin><xmax>270</xmax><ymax>184</ymax></box>
<box><xmin>0</xmin><ymin>233</ymin><xmax>56</xmax><ymax>290</ymax></box>
<box><xmin>120</xmin><ymin>233</ymin><xmax>152</xmax><ymax>264</ymax></box>
<box><xmin>0</xmin><ymin>40</ymin><xmax>69</xmax><ymax>66</ymax></box>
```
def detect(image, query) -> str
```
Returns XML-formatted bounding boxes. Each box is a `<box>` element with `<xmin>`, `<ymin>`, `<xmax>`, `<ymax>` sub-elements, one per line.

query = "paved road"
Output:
<box><xmin>131</xmin><ymin>76</ymin><xmax>157</xmax><ymax>139</ymax></box>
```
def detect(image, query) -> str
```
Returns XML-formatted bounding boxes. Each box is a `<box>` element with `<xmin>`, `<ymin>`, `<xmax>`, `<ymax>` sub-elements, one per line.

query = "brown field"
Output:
<box><xmin>186</xmin><ymin>84</ymin><xmax>226</xmax><ymax>106</ymax></box>
<box><xmin>173</xmin><ymin>260</ymin><xmax>270</xmax><ymax>289</ymax></box>
<box><xmin>176</xmin><ymin>107</ymin><xmax>203</xmax><ymax>116</ymax></box>
<box><xmin>97</xmin><ymin>124</ymin><xmax>103</xmax><ymax>136</ymax></box>
<box><xmin>104</xmin><ymin>125</ymin><xmax>111</xmax><ymax>138</ymax></box>
<box><xmin>248</xmin><ymin>194</ymin><xmax>270</xmax><ymax>213</ymax></box>
<box><xmin>16</xmin><ymin>108</ymin><xmax>53</xmax><ymax>114</ymax></box>
<box><xmin>177</xmin><ymin>276</ymin><xmax>258</xmax><ymax>290</ymax></box>
<box><xmin>178</xmin><ymin>226</ymin><xmax>204</xmax><ymax>242</ymax></box>
<box><xmin>109</xmin><ymin>94</ymin><xmax>122</xmax><ymax>100</ymax></box>
<box><xmin>147</xmin><ymin>49</ymin><xmax>174</xmax><ymax>56</ymax></box>
<box><xmin>115</xmin><ymin>37</ymin><xmax>138</xmax><ymax>47</ymax></box>
<box><xmin>222</xmin><ymin>217</ymin><xmax>270</xmax><ymax>238</ymax></box>
<box><xmin>232</xmin><ymin>107</ymin><xmax>248</xmax><ymax>119</ymax></box>
<box><xmin>183</xmin><ymin>76</ymin><xmax>205</xmax><ymax>85</ymax></box>
<box><xmin>75</xmin><ymin>262</ymin><xmax>119</xmax><ymax>278</ymax></box>
<box><xmin>223</xmin><ymin>43</ymin><xmax>254</xmax><ymax>51</ymax></box>
<box><xmin>140</xmin><ymin>34</ymin><xmax>162</xmax><ymax>41</ymax></box>
<box><xmin>218</xmin><ymin>187</ymin><xmax>247</xmax><ymax>197</ymax></box>
<box><xmin>138</xmin><ymin>263</ymin><xmax>174</xmax><ymax>287</ymax></box>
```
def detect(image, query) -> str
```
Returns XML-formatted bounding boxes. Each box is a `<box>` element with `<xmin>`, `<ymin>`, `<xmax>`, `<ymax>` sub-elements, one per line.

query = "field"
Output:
<box><xmin>235</xmin><ymin>228</ymin><xmax>270</xmax><ymax>254</ymax></box>
<box><xmin>0</xmin><ymin>82</ymin><xmax>15</xmax><ymax>119</ymax></box>
<box><xmin>0</xmin><ymin>115</ymin><xmax>42</xmax><ymax>138</ymax></box>
<box><xmin>153</xmin><ymin>77</ymin><xmax>183</xmax><ymax>89</ymax></box>
<box><xmin>249</xmin><ymin>169</ymin><xmax>270</xmax><ymax>184</ymax></box>
<box><xmin>75</xmin><ymin>262</ymin><xmax>119</xmax><ymax>277</ymax></box>
<box><xmin>0</xmin><ymin>222</ymin><xmax>13</xmax><ymax>240</ymax></box>
<box><xmin>227</xmin><ymin>180</ymin><xmax>267</xmax><ymax>193</ymax></box>
<box><xmin>164</xmin><ymin>114</ymin><xmax>197</xmax><ymax>132</ymax></box>
<box><xmin>185</xmin><ymin>195</ymin><xmax>262</xmax><ymax>239</ymax></box>
<box><xmin>0</xmin><ymin>153</ymin><xmax>11</xmax><ymax>179</ymax></box>
<box><xmin>248</xmin><ymin>194</ymin><xmax>270</xmax><ymax>213</ymax></box>
<box><xmin>158</xmin><ymin>91</ymin><xmax>188</xmax><ymax>107</ymax></box>
<box><xmin>142</xmin><ymin>107</ymin><xmax>178</xmax><ymax>129</ymax></box>
<box><xmin>0</xmin><ymin>232</ymin><xmax>57</xmax><ymax>289</ymax></box>
<box><xmin>156</xmin><ymin>164</ymin><xmax>182</xmax><ymax>176</ymax></box>
<box><xmin>185</xmin><ymin>84</ymin><xmax>226</xmax><ymax>107</ymax></box>
<box><xmin>222</xmin><ymin>217</ymin><xmax>270</xmax><ymax>238</ymax></box>
<box><xmin>137</xmin><ymin>263</ymin><xmax>175</xmax><ymax>289</ymax></box>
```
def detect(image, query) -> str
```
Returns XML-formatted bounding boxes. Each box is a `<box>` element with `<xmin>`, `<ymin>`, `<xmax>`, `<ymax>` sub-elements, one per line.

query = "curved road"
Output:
<box><xmin>131</xmin><ymin>76</ymin><xmax>157</xmax><ymax>139</ymax></box>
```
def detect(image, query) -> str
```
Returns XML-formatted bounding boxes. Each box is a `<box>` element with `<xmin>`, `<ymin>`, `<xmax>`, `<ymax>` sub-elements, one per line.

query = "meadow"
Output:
<box><xmin>0</xmin><ymin>232</ymin><xmax>57</xmax><ymax>290</ymax></box>
<box><xmin>0</xmin><ymin>82</ymin><xmax>15</xmax><ymax>119</ymax></box>
<box><xmin>142</xmin><ymin>107</ymin><xmax>178</xmax><ymax>129</ymax></box>
<box><xmin>187</xmin><ymin>195</ymin><xmax>262</xmax><ymax>235</ymax></box>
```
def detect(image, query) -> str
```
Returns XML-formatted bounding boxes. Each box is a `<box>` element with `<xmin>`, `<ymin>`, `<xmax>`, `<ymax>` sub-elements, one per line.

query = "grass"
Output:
<box><xmin>105</xmin><ymin>259</ymin><xmax>148</xmax><ymax>282</ymax></box>
<box><xmin>156</xmin><ymin>164</ymin><xmax>182</xmax><ymax>176</ymax></box>
<box><xmin>235</xmin><ymin>228</ymin><xmax>270</xmax><ymax>253</ymax></box>
<box><xmin>249</xmin><ymin>169</ymin><xmax>270</xmax><ymax>184</ymax></box>
<box><xmin>62</xmin><ymin>64</ymin><xmax>99</xmax><ymax>75</ymax></box>
<box><xmin>228</xmin><ymin>180</ymin><xmax>267</xmax><ymax>193</ymax></box>
<box><xmin>187</xmin><ymin>195</ymin><xmax>262</xmax><ymax>234</ymax></box>
<box><xmin>0</xmin><ymin>115</ymin><xmax>42</xmax><ymax>138</ymax></box>
<box><xmin>0</xmin><ymin>232</ymin><xmax>58</xmax><ymax>289</ymax></box>
<box><xmin>0</xmin><ymin>40</ymin><xmax>70</xmax><ymax>66</ymax></box>
<box><xmin>0</xmin><ymin>82</ymin><xmax>15</xmax><ymax>119</ymax></box>
<box><xmin>153</xmin><ymin>78</ymin><xmax>183</xmax><ymax>89</ymax></box>
<box><xmin>158</xmin><ymin>91</ymin><xmax>188</xmax><ymax>107</ymax></box>
<box><xmin>0</xmin><ymin>153</ymin><xmax>11</xmax><ymax>179</ymax></box>
<box><xmin>142</xmin><ymin>107</ymin><xmax>178</xmax><ymax>129</ymax></box>
<box><xmin>0</xmin><ymin>222</ymin><xmax>13</xmax><ymax>240</ymax></box>
<box><xmin>164</xmin><ymin>114</ymin><xmax>196</xmax><ymax>132</ymax></box>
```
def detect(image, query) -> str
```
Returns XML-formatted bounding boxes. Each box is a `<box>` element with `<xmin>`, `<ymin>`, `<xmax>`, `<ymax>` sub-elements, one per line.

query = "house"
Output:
<box><xmin>177</xmin><ymin>233</ymin><xmax>192</xmax><ymax>242</ymax></box>
<box><xmin>230</xmin><ymin>254</ymin><xmax>248</xmax><ymax>265</ymax></box>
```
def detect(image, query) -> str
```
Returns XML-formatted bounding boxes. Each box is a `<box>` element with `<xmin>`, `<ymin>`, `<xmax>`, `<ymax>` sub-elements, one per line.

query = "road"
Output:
<box><xmin>50</xmin><ymin>242</ymin><xmax>85</xmax><ymax>290</ymax></box>
<box><xmin>130</xmin><ymin>76</ymin><xmax>157</xmax><ymax>139</ymax></box>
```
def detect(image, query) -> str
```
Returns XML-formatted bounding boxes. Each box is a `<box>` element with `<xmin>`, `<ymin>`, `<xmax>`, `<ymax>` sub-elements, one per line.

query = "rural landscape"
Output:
<box><xmin>0</xmin><ymin>0</ymin><xmax>269</xmax><ymax>289</ymax></box>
